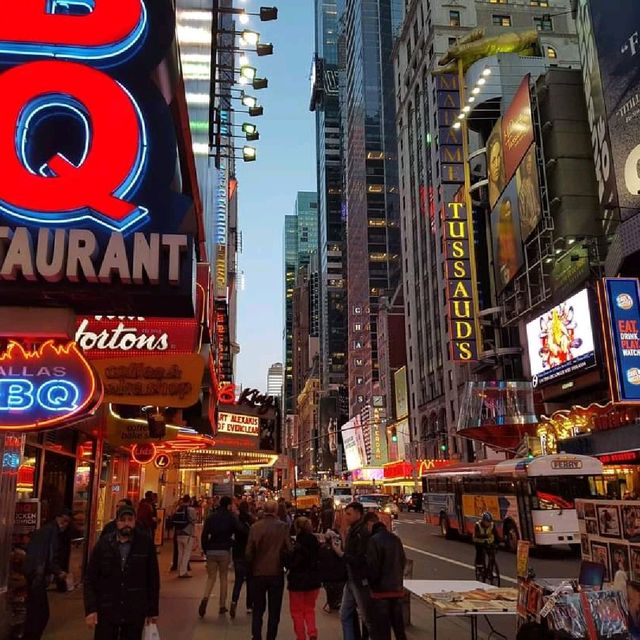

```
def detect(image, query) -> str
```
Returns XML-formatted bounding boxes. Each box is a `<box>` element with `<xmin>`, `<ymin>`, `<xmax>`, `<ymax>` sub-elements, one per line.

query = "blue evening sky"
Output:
<box><xmin>234</xmin><ymin>0</ymin><xmax>316</xmax><ymax>391</ymax></box>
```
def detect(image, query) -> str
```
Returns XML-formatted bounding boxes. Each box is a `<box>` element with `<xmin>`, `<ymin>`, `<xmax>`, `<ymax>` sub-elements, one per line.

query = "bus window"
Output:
<box><xmin>533</xmin><ymin>476</ymin><xmax>605</xmax><ymax>509</ymax></box>
<box><xmin>497</xmin><ymin>479</ymin><xmax>517</xmax><ymax>495</ymax></box>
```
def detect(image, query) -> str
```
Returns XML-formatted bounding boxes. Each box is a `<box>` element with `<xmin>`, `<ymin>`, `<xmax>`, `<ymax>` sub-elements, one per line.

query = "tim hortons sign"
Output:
<box><xmin>0</xmin><ymin>1</ymin><xmax>195</xmax><ymax>316</ymax></box>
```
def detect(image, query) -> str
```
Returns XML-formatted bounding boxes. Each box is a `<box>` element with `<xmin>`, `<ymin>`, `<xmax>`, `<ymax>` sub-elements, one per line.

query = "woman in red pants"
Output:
<box><xmin>288</xmin><ymin>517</ymin><xmax>321</xmax><ymax>640</ymax></box>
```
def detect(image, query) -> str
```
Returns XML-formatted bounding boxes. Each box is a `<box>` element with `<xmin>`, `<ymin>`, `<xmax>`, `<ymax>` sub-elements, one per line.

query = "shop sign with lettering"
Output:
<box><xmin>93</xmin><ymin>354</ymin><xmax>204</xmax><ymax>407</ymax></box>
<box><xmin>218</xmin><ymin>411</ymin><xmax>260</xmax><ymax>436</ymax></box>
<box><xmin>442</xmin><ymin>195</ymin><xmax>480</xmax><ymax>361</ymax></box>
<box><xmin>75</xmin><ymin>316</ymin><xmax>199</xmax><ymax>359</ymax></box>
<box><xmin>131</xmin><ymin>442</ymin><xmax>156</xmax><ymax>464</ymax></box>
<box><xmin>0</xmin><ymin>341</ymin><xmax>99</xmax><ymax>431</ymax></box>
<box><xmin>0</xmin><ymin>1</ymin><xmax>195</xmax><ymax>316</ymax></box>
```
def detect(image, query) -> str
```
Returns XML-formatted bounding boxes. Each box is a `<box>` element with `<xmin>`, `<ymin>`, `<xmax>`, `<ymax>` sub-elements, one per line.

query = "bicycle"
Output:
<box><xmin>475</xmin><ymin>544</ymin><xmax>501</xmax><ymax>587</ymax></box>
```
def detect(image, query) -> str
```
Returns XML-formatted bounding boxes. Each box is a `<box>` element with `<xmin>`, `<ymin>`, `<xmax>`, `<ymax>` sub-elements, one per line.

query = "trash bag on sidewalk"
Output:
<box><xmin>143</xmin><ymin>623</ymin><xmax>161</xmax><ymax>640</ymax></box>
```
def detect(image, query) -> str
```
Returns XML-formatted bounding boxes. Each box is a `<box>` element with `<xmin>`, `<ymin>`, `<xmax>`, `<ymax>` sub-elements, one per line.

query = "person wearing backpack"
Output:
<box><xmin>173</xmin><ymin>495</ymin><xmax>197</xmax><ymax>578</ymax></box>
<box><xmin>287</xmin><ymin>517</ymin><xmax>321</xmax><ymax>640</ymax></box>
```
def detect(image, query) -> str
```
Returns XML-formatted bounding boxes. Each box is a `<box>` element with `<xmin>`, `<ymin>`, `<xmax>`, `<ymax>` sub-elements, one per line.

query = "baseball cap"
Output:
<box><xmin>117</xmin><ymin>505</ymin><xmax>136</xmax><ymax>519</ymax></box>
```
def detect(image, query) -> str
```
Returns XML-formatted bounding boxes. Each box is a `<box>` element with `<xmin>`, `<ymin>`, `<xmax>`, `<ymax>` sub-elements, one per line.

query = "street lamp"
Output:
<box><xmin>241</xmin><ymin>122</ymin><xmax>259</xmax><ymax>141</ymax></box>
<box><xmin>252</xmin><ymin>77</ymin><xmax>268</xmax><ymax>90</ymax></box>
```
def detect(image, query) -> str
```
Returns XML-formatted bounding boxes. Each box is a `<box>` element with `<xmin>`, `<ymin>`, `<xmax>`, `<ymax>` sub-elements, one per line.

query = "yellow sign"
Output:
<box><xmin>94</xmin><ymin>354</ymin><xmax>205</xmax><ymax>407</ymax></box>
<box><xmin>106</xmin><ymin>409</ymin><xmax>180</xmax><ymax>446</ymax></box>
<box><xmin>215</xmin><ymin>245</ymin><xmax>227</xmax><ymax>299</ymax></box>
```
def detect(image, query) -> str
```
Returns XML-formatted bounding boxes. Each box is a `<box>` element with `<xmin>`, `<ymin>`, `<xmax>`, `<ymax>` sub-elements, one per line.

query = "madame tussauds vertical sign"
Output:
<box><xmin>0</xmin><ymin>1</ymin><xmax>195</xmax><ymax>316</ymax></box>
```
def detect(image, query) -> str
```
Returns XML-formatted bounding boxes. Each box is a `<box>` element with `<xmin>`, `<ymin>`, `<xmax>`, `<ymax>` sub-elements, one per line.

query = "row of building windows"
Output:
<box><xmin>449</xmin><ymin>10</ymin><xmax>553</xmax><ymax>31</ymax></box>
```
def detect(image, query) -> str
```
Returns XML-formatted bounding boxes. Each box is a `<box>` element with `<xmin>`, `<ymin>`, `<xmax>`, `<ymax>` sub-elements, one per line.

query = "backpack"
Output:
<box><xmin>172</xmin><ymin>506</ymin><xmax>190</xmax><ymax>531</ymax></box>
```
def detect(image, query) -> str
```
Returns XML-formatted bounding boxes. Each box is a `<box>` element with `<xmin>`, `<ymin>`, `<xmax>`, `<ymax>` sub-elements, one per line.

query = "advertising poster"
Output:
<box><xmin>13</xmin><ymin>499</ymin><xmax>40</xmax><ymax>548</ymax></box>
<box><xmin>517</xmin><ymin>540</ymin><xmax>531</xmax><ymax>579</ymax></box>
<box><xmin>487</xmin><ymin>117</ymin><xmax>506</xmax><ymax>209</ymax></box>
<box><xmin>603</xmin><ymin>278</ymin><xmax>640</xmax><ymax>402</ymax></box>
<box><xmin>585</xmin><ymin>0</ymin><xmax>640</xmax><ymax>220</ymax></box>
<box><xmin>393</xmin><ymin>367</ymin><xmax>409</xmax><ymax>420</ymax></box>
<box><xmin>319</xmin><ymin>396</ymin><xmax>339</xmax><ymax>471</ymax></box>
<box><xmin>491</xmin><ymin>178</ymin><xmax>524</xmax><ymax>293</ymax></box>
<box><xmin>502</xmin><ymin>75</ymin><xmax>534</xmax><ymax>182</ymax></box>
<box><xmin>525</xmin><ymin>289</ymin><xmax>597</xmax><ymax>387</ymax></box>
<box><xmin>516</xmin><ymin>145</ymin><xmax>542</xmax><ymax>241</ymax></box>
<box><xmin>342</xmin><ymin>417</ymin><xmax>367</xmax><ymax>472</ymax></box>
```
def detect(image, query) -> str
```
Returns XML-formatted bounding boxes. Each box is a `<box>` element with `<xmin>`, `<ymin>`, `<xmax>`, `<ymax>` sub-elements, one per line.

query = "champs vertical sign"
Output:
<box><xmin>436</xmin><ymin>74</ymin><xmax>479</xmax><ymax>361</ymax></box>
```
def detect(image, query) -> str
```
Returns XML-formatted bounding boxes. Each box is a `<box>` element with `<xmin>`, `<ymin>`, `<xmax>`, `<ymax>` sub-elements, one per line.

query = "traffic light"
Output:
<box><xmin>390</xmin><ymin>426</ymin><xmax>398</xmax><ymax>443</ymax></box>
<box><xmin>440</xmin><ymin>443</ymin><xmax>447</xmax><ymax>453</ymax></box>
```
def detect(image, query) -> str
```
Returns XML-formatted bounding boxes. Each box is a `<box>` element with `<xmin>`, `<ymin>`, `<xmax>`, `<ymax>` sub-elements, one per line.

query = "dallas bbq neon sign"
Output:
<box><xmin>0</xmin><ymin>1</ymin><xmax>159</xmax><ymax>233</ymax></box>
<box><xmin>0</xmin><ymin>341</ymin><xmax>99</xmax><ymax>432</ymax></box>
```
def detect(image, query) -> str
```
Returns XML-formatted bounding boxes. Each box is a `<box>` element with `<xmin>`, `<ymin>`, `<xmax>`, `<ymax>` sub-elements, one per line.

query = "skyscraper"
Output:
<box><xmin>283</xmin><ymin>192</ymin><xmax>319</xmax><ymax>414</ymax></box>
<box><xmin>311</xmin><ymin>0</ymin><xmax>346</xmax><ymax>396</ymax></box>
<box><xmin>267</xmin><ymin>362</ymin><xmax>284</xmax><ymax>398</ymax></box>
<box><xmin>339</xmin><ymin>0</ymin><xmax>404</xmax><ymax>420</ymax></box>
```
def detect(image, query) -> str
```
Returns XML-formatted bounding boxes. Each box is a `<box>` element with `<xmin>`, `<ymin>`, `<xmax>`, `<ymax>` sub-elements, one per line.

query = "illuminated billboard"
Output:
<box><xmin>516</xmin><ymin>145</ymin><xmax>542</xmax><ymax>242</ymax></box>
<box><xmin>342</xmin><ymin>416</ymin><xmax>367</xmax><ymax>472</ymax></box>
<box><xmin>0</xmin><ymin>1</ymin><xmax>195</xmax><ymax>316</ymax></box>
<box><xmin>601</xmin><ymin>278</ymin><xmax>640</xmax><ymax>403</ymax></box>
<box><xmin>526</xmin><ymin>289</ymin><xmax>597</xmax><ymax>387</ymax></box>
<box><xmin>502</xmin><ymin>75</ymin><xmax>534</xmax><ymax>182</ymax></box>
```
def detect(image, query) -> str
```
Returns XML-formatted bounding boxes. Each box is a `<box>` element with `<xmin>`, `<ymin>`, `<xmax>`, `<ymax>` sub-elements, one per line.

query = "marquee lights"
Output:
<box><xmin>0</xmin><ymin>340</ymin><xmax>99</xmax><ymax>432</ymax></box>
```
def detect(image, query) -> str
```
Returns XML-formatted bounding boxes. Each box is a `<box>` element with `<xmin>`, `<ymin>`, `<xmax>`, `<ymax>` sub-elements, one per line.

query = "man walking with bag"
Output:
<box><xmin>246</xmin><ymin>500</ymin><xmax>292</xmax><ymax>640</ymax></box>
<box><xmin>84</xmin><ymin>504</ymin><xmax>159</xmax><ymax>640</ymax></box>
<box><xmin>173</xmin><ymin>495</ymin><xmax>197</xmax><ymax>578</ymax></box>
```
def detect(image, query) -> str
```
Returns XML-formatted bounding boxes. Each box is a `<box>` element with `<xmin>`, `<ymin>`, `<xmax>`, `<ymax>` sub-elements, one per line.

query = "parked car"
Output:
<box><xmin>405</xmin><ymin>492</ymin><xmax>423</xmax><ymax>513</ymax></box>
<box><xmin>356</xmin><ymin>494</ymin><xmax>399</xmax><ymax>519</ymax></box>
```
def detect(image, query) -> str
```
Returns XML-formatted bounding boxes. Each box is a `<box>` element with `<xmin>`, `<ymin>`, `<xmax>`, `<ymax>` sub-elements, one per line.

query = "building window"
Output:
<box><xmin>530</xmin><ymin>0</ymin><xmax>549</xmax><ymax>5</ymax></box>
<box><xmin>492</xmin><ymin>14</ymin><xmax>512</xmax><ymax>27</ymax></box>
<box><xmin>547</xmin><ymin>46</ymin><xmax>558</xmax><ymax>59</ymax></box>
<box><xmin>489</xmin><ymin>0</ymin><xmax>508</xmax><ymax>3</ymax></box>
<box><xmin>534</xmin><ymin>15</ymin><xmax>553</xmax><ymax>31</ymax></box>
<box><xmin>449</xmin><ymin>10</ymin><xmax>460</xmax><ymax>27</ymax></box>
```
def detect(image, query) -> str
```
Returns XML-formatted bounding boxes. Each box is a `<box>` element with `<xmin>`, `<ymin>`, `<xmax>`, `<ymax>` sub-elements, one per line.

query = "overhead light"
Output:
<box><xmin>248</xmin><ymin>106</ymin><xmax>264</xmax><ymax>117</ymax></box>
<box><xmin>242</xmin><ymin>146</ymin><xmax>257</xmax><ymax>162</ymax></box>
<box><xmin>567</xmin><ymin>238</ymin><xmax>576</xmax><ymax>245</ymax></box>
<box><xmin>544</xmin><ymin>257</ymin><xmax>553</xmax><ymax>264</ymax></box>
<box><xmin>482</xmin><ymin>68</ymin><xmax>492</xmax><ymax>76</ymax></box>
<box><xmin>239</xmin><ymin>12</ymin><xmax>250</xmax><ymax>24</ymax></box>
<box><xmin>472</xmin><ymin>87</ymin><xmax>480</xmax><ymax>95</ymax></box>
<box><xmin>241</xmin><ymin>30</ymin><xmax>260</xmax><ymax>46</ymax></box>
<box><xmin>239</xmin><ymin>54</ymin><xmax>250</xmax><ymax>66</ymax></box>
<box><xmin>468</xmin><ymin>96</ymin><xmax>475</xmax><ymax>103</ymax></box>
<box><xmin>241</xmin><ymin>92</ymin><xmax>257</xmax><ymax>108</ymax></box>
<box><xmin>457</xmin><ymin>112</ymin><xmax>465</xmax><ymax>119</ymax></box>
<box><xmin>462</xmin><ymin>105</ymin><xmax>470</xmax><ymax>113</ymax></box>
<box><xmin>240</xmin><ymin>65</ymin><xmax>257</xmax><ymax>80</ymax></box>
<box><xmin>252</xmin><ymin>77</ymin><xmax>268</xmax><ymax>90</ymax></box>
<box><xmin>238</xmin><ymin>76</ymin><xmax>249</xmax><ymax>85</ymax></box>
<box><xmin>259</xmin><ymin>7</ymin><xmax>278</xmax><ymax>21</ymax></box>
<box><xmin>477</xmin><ymin>77</ymin><xmax>486</xmax><ymax>85</ymax></box>
<box><xmin>242</xmin><ymin>122</ymin><xmax>258</xmax><ymax>135</ymax></box>
<box><xmin>452</xmin><ymin>121</ymin><xmax>461</xmax><ymax>129</ymax></box>
<box><xmin>256</xmin><ymin>43</ymin><xmax>274</xmax><ymax>56</ymax></box>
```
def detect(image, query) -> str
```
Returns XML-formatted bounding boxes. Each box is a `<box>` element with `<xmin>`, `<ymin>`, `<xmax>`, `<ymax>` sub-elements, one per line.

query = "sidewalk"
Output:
<box><xmin>43</xmin><ymin>549</ymin><xmax>489</xmax><ymax>639</ymax></box>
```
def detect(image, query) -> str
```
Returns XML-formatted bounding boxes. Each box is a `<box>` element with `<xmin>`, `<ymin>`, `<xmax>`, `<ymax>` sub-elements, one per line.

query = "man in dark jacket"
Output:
<box><xmin>198</xmin><ymin>496</ymin><xmax>243</xmax><ymax>618</ymax></box>
<box><xmin>136</xmin><ymin>491</ymin><xmax>157</xmax><ymax>535</ymax></box>
<box><xmin>84</xmin><ymin>505</ymin><xmax>160</xmax><ymax>640</ymax></box>
<box><xmin>22</xmin><ymin>509</ymin><xmax>72</xmax><ymax>640</ymax></box>
<box><xmin>101</xmin><ymin>499</ymin><xmax>133</xmax><ymax>539</ymax></box>
<box><xmin>246</xmin><ymin>500</ymin><xmax>293</xmax><ymax>640</ymax></box>
<box><xmin>340</xmin><ymin>502</ymin><xmax>374</xmax><ymax>640</ymax></box>
<box><xmin>364</xmin><ymin>512</ymin><xmax>407</xmax><ymax>640</ymax></box>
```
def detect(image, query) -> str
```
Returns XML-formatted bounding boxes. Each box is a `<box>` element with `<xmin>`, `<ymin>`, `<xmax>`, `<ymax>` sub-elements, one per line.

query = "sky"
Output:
<box><xmin>234</xmin><ymin>0</ymin><xmax>317</xmax><ymax>391</ymax></box>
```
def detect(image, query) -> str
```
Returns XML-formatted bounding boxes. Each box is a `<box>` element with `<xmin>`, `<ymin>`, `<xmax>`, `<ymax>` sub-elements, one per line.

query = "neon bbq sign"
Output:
<box><xmin>0</xmin><ymin>1</ymin><xmax>194</xmax><ymax>315</ymax></box>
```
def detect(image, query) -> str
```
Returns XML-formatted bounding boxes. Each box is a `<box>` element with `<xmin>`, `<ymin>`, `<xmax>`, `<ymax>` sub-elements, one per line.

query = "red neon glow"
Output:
<box><xmin>0</xmin><ymin>1</ymin><xmax>144</xmax><ymax>52</ymax></box>
<box><xmin>0</xmin><ymin>340</ymin><xmax>99</xmax><ymax>432</ymax></box>
<box><xmin>0</xmin><ymin>61</ymin><xmax>141</xmax><ymax>224</ymax></box>
<box><xmin>218</xmin><ymin>382</ymin><xmax>236</xmax><ymax>405</ymax></box>
<box><xmin>131</xmin><ymin>442</ymin><xmax>156</xmax><ymax>464</ymax></box>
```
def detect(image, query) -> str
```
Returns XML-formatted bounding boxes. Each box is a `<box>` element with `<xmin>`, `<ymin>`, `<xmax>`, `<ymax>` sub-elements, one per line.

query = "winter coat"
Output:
<box><xmin>344</xmin><ymin>519</ymin><xmax>370</xmax><ymax>583</ymax></box>
<box><xmin>23</xmin><ymin>521</ymin><xmax>63</xmax><ymax>587</ymax></box>
<box><xmin>84</xmin><ymin>529</ymin><xmax>160</xmax><ymax>625</ymax></box>
<box><xmin>232</xmin><ymin>512</ymin><xmax>254</xmax><ymax>560</ymax></box>
<box><xmin>201</xmin><ymin>508</ymin><xmax>241</xmax><ymax>553</ymax></box>
<box><xmin>287</xmin><ymin>531</ymin><xmax>321</xmax><ymax>592</ymax></box>
<box><xmin>366</xmin><ymin>522</ymin><xmax>406</xmax><ymax>597</ymax></box>
<box><xmin>246</xmin><ymin>514</ymin><xmax>292</xmax><ymax>577</ymax></box>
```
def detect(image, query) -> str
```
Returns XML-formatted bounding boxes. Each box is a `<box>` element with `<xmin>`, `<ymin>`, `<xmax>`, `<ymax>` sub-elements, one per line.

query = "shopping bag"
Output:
<box><xmin>142</xmin><ymin>623</ymin><xmax>160</xmax><ymax>640</ymax></box>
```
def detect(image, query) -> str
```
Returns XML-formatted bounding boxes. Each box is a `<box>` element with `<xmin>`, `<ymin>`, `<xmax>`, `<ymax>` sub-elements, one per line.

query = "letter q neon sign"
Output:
<box><xmin>0</xmin><ymin>1</ymin><xmax>153</xmax><ymax>233</ymax></box>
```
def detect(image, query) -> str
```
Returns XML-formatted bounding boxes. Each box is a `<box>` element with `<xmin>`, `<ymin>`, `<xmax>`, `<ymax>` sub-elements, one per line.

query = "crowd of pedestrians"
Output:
<box><xmin>16</xmin><ymin>493</ymin><xmax>407</xmax><ymax>640</ymax></box>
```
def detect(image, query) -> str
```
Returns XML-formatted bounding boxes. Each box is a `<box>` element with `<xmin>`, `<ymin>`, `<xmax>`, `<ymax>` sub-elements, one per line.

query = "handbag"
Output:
<box><xmin>142</xmin><ymin>623</ymin><xmax>160</xmax><ymax>640</ymax></box>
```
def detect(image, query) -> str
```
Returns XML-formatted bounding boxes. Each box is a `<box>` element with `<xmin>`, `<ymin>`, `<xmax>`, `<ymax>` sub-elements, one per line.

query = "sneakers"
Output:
<box><xmin>230</xmin><ymin>602</ymin><xmax>237</xmax><ymax>619</ymax></box>
<box><xmin>198</xmin><ymin>599</ymin><xmax>207</xmax><ymax>618</ymax></box>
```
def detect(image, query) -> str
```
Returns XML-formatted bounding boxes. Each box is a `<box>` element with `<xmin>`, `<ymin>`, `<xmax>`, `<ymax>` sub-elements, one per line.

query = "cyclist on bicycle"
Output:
<box><xmin>473</xmin><ymin>512</ymin><xmax>497</xmax><ymax>569</ymax></box>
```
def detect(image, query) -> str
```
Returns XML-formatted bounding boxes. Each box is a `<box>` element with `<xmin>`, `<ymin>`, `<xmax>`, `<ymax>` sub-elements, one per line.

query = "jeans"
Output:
<box><xmin>94</xmin><ymin>621</ymin><xmax>145</xmax><ymax>640</ymax></box>
<box><xmin>232</xmin><ymin>557</ymin><xmax>252</xmax><ymax>608</ymax></box>
<box><xmin>340</xmin><ymin>580</ymin><xmax>373</xmax><ymax>640</ymax></box>
<box><xmin>289</xmin><ymin>589</ymin><xmax>319</xmax><ymax>640</ymax></box>
<box><xmin>251</xmin><ymin>574</ymin><xmax>285</xmax><ymax>640</ymax></box>
<box><xmin>177</xmin><ymin>534</ymin><xmax>194</xmax><ymax>576</ymax></box>
<box><xmin>22</xmin><ymin>582</ymin><xmax>49</xmax><ymax>640</ymax></box>
<box><xmin>203</xmin><ymin>551</ymin><xmax>231</xmax><ymax>607</ymax></box>
<box><xmin>369</xmin><ymin>598</ymin><xmax>407</xmax><ymax>640</ymax></box>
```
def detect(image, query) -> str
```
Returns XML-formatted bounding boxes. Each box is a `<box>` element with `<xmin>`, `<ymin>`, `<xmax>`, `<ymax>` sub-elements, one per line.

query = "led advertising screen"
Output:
<box><xmin>603</xmin><ymin>278</ymin><xmax>640</xmax><ymax>403</ymax></box>
<box><xmin>526</xmin><ymin>289</ymin><xmax>597</xmax><ymax>387</ymax></box>
<box><xmin>491</xmin><ymin>177</ymin><xmax>524</xmax><ymax>294</ymax></box>
<box><xmin>342</xmin><ymin>417</ymin><xmax>367</xmax><ymax>472</ymax></box>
